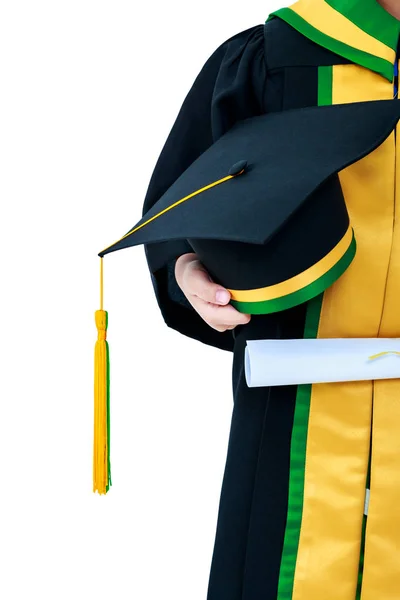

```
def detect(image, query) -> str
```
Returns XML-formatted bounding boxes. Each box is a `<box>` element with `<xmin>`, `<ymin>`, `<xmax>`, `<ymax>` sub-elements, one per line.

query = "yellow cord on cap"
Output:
<box><xmin>99</xmin><ymin>170</ymin><xmax>245</xmax><ymax>255</ymax></box>
<box><xmin>100</xmin><ymin>254</ymin><xmax>103</xmax><ymax>310</ymax></box>
<box><xmin>93</xmin><ymin>256</ymin><xmax>111</xmax><ymax>494</ymax></box>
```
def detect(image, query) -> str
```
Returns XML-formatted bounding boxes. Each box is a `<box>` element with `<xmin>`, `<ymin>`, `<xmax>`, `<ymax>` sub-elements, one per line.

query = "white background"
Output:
<box><xmin>0</xmin><ymin>1</ymin><xmax>286</xmax><ymax>598</ymax></box>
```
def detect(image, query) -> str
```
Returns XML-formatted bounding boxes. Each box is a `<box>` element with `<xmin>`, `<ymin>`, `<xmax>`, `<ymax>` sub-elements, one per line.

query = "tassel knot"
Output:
<box><xmin>95</xmin><ymin>310</ymin><xmax>107</xmax><ymax>341</ymax></box>
<box><xmin>95</xmin><ymin>309</ymin><xmax>107</xmax><ymax>330</ymax></box>
<box><xmin>97</xmin><ymin>329</ymin><xmax>107</xmax><ymax>341</ymax></box>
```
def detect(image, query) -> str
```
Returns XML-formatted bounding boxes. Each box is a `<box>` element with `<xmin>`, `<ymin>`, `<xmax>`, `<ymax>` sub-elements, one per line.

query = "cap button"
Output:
<box><xmin>228</xmin><ymin>160</ymin><xmax>247</xmax><ymax>176</ymax></box>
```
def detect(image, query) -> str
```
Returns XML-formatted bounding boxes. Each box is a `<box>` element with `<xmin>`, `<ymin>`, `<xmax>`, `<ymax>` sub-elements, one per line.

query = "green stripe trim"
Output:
<box><xmin>230</xmin><ymin>232</ymin><xmax>356</xmax><ymax>315</ymax></box>
<box><xmin>267</xmin><ymin>10</ymin><xmax>394</xmax><ymax>82</ymax></box>
<box><xmin>277</xmin><ymin>293</ymin><xmax>324</xmax><ymax>599</ymax></box>
<box><xmin>318</xmin><ymin>65</ymin><xmax>333</xmax><ymax>106</ymax></box>
<box><xmin>325</xmin><ymin>0</ymin><xmax>400</xmax><ymax>51</ymax></box>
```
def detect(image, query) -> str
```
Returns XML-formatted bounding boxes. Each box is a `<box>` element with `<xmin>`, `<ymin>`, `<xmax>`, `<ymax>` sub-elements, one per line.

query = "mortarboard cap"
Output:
<box><xmin>99</xmin><ymin>99</ymin><xmax>400</xmax><ymax>312</ymax></box>
<box><xmin>93</xmin><ymin>99</ymin><xmax>400</xmax><ymax>493</ymax></box>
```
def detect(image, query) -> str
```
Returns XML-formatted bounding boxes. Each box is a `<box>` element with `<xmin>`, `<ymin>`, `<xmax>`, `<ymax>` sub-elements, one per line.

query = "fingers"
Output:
<box><xmin>183</xmin><ymin>258</ymin><xmax>228</xmax><ymax>305</ymax></box>
<box><xmin>196</xmin><ymin>302</ymin><xmax>251</xmax><ymax>332</ymax></box>
<box><xmin>175</xmin><ymin>255</ymin><xmax>251</xmax><ymax>333</ymax></box>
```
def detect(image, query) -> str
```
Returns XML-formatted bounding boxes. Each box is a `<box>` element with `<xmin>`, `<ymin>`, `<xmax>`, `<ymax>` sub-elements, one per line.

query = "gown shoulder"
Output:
<box><xmin>142</xmin><ymin>24</ymin><xmax>268</xmax><ymax>352</ymax></box>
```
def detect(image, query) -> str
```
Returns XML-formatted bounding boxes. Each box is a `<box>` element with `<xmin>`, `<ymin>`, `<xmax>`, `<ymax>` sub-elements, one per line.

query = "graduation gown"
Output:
<box><xmin>141</xmin><ymin>2</ymin><xmax>400</xmax><ymax>598</ymax></box>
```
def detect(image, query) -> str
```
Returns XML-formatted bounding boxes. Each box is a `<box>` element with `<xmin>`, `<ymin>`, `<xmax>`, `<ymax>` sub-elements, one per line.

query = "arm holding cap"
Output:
<box><xmin>141</xmin><ymin>24</ymin><xmax>268</xmax><ymax>352</ymax></box>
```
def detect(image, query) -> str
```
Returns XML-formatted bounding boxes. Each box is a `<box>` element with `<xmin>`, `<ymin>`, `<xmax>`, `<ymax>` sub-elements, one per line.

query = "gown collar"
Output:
<box><xmin>268</xmin><ymin>0</ymin><xmax>400</xmax><ymax>81</ymax></box>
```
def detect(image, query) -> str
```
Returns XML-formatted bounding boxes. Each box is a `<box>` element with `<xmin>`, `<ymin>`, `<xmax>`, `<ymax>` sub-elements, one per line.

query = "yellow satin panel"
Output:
<box><xmin>332</xmin><ymin>64</ymin><xmax>395</xmax><ymax>104</ymax></box>
<box><xmin>292</xmin><ymin>66</ymin><xmax>395</xmax><ymax>600</ymax></box>
<box><xmin>227</xmin><ymin>226</ymin><xmax>352</xmax><ymax>301</ymax></box>
<box><xmin>361</xmin><ymin>62</ymin><xmax>400</xmax><ymax>600</ymax></box>
<box><xmin>291</xmin><ymin>0</ymin><xmax>395</xmax><ymax>65</ymax></box>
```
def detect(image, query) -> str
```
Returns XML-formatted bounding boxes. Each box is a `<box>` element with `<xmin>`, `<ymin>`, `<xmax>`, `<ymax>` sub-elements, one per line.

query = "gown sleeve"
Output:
<box><xmin>141</xmin><ymin>24</ymin><xmax>268</xmax><ymax>353</ymax></box>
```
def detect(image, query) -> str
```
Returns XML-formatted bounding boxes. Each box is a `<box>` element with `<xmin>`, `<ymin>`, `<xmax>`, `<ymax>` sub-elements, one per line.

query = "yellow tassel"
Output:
<box><xmin>93</xmin><ymin>257</ymin><xmax>111</xmax><ymax>494</ymax></box>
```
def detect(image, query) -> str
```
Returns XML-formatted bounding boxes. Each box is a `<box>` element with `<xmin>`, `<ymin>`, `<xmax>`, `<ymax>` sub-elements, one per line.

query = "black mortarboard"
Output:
<box><xmin>99</xmin><ymin>99</ymin><xmax>400</xmax><ymax>313</ymax></box>
<box><xmin>93</xmin><ymin>99</ymin><xmax>400</xmax><ymax>493</ymax></box>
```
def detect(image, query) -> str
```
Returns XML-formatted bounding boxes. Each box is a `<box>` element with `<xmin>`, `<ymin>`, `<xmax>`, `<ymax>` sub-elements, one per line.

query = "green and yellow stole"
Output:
<box><xmin>267</xmin><ymin>1</ymin><xmax>400</xmax><ymax>599</ymax></box>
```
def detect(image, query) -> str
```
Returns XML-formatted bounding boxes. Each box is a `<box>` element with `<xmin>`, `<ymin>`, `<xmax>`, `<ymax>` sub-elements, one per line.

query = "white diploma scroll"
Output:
<box><xmin>244</xmin><ymin>338</ymin><xmax>400</xmax><ymax>387</ymax></box>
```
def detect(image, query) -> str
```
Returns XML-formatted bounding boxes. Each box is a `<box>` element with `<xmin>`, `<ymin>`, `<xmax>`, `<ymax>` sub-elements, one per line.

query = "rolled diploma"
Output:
<box><xmin>244</xmin><ymin>338</ymin><xmax>400</xmax><ymax>387</ymax></box>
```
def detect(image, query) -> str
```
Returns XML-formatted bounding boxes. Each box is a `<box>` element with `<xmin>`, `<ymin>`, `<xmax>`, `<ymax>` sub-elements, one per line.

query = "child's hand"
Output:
<box><xmin>175</xmin><ymin>253</ymin><xmax>251</xmax><ymax>333</ymax></box>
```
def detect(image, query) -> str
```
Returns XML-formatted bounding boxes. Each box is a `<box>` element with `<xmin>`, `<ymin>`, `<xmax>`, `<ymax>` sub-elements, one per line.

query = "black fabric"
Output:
<box><xmin>264</xmin><ymin>18</ymin><xmax>352</xmax><ymax>69</ymax></box>
<box><xmin>282</xmin><ymin>66</ymin><xmax>319</xmax><ymax>109</ymax></box>
<box><xmin>207</xmin><ymin>304</ymin><xmax>306</xmax><ymax>600</ymax></box>
<box><xmin>241</xmin><ymin>306</ymin><xmax>307</xmax><ymax>600</ymax></box>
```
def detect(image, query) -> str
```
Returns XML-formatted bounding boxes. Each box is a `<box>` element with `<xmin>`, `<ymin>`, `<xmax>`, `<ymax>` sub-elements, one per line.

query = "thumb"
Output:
<box><xmin>190</xmin><ymin>262</ymin><xmax>231</xmax><ymax>305</ymax></box>
<box><xmin>215</xmin><ymin>288</ymin><xmax>231</xmax><ymax>305</ymax></box>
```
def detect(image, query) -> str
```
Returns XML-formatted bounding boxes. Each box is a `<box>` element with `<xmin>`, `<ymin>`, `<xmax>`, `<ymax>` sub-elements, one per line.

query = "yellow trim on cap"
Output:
<box><xmin>227</xmin><ymin>224</ymin><xmax>353</xmax><ymax>302</ymax></box>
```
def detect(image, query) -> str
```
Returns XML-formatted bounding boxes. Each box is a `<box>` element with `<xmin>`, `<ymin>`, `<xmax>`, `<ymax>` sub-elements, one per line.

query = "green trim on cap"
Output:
<box><xmin>230</xmin><ymin>232</ymin><xmax>356</xmax><ymax>315</ymax></box>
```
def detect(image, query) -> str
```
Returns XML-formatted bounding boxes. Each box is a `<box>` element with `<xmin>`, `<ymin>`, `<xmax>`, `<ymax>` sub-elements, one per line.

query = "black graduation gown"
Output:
<box><xmin>141</xmin><ymin>20</ymin><xmax>354</xmax><ymax>600</ymax></box>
